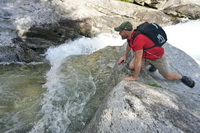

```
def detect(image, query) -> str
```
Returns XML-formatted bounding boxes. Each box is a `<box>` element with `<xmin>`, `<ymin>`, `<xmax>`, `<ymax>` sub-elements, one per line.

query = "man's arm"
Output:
<box><xmin>118</xmin><ymin>44</ymin><xmax>131</xmax><ymax>64</ymax></box>
<box><xmin>124</xmin><ymin>50</ymin><xmax>143</xmax><ymax>81</ymax></box>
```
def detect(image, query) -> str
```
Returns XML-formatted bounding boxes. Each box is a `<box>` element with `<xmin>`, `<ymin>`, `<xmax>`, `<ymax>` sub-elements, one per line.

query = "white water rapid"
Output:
<box><xmin>164</xmin><ymin>19</ymin><xmax>200</xmax><ymax>63</ymax></box>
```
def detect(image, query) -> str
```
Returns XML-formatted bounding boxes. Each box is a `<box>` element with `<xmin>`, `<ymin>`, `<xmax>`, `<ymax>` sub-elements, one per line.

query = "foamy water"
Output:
<box><xmin>29</xmin><ymin>33</ymin><xmax>125</xmax><ymax>133</ymax></box>
<box><xmin>164</xmin><ymin>19</ymin><xmax>200</xmax><ymax>63</ymax></box>
<box><xmin>45</xmin><ymin>33</ymin><xmax>125</xmax><ymax>67</ymax></box>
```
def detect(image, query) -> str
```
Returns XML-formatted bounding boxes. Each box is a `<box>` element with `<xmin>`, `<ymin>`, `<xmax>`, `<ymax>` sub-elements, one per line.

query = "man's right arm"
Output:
<box><xmin>118</xmin><ymin>44</ymin><xmax>131</xmax><ymax>64</ymax></box>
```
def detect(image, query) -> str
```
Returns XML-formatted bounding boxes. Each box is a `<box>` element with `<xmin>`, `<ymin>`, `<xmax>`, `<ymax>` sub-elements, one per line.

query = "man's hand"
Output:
<box><xmin>124</xmin><ymin>76</ymin><xmax>137</xmax><ymax>81</ymax></box>
<box><xmin>118</xmin><ymin>56</ymin><xmax>126</xmax><ymax>64</ymax></box>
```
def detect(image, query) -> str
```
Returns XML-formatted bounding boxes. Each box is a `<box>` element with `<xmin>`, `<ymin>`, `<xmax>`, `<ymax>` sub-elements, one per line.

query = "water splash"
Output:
<box><xmin>29</xmin><ymin>33</ymin><xmax>125</xmax><ymax>132</ymax></box>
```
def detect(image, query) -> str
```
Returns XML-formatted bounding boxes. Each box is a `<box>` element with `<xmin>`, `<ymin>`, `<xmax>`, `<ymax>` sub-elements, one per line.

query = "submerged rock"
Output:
<box><xmin>0</xmin><ymin>44</ymin><xmax>44</xmax><ymax>62</ymax></box>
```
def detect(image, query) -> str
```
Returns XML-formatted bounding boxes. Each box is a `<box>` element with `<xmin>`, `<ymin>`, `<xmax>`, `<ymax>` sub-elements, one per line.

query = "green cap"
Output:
<box><xmin>114</xmin><ymin>21</ymin><xmax>133</xmax><ymax>32</ymax></box>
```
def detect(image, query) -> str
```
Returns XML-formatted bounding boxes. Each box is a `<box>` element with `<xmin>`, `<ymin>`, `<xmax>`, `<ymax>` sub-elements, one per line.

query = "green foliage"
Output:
<box><xmin>118</xmin><ymin>0</ymin><xmax>134</xmax><ymax>3</ymax></box>
<box><xmin>147</xmin><ymin>83</ymin><xmax>162</xmax><ymax>88</ymax></box>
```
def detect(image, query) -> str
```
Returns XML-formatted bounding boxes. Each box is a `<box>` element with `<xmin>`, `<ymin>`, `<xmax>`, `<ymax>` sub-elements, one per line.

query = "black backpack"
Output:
<box><xmin>132</xmin><ymin>22</ymin><xmax>167</xmax><ymax>50</ymax></box>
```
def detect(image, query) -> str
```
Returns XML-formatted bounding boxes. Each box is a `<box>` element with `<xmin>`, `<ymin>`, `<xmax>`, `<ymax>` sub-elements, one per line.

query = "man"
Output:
<box><xmin>114</xmin><ymin>21</ymin><xmax>195</xmax><ymax>88</ymax></box>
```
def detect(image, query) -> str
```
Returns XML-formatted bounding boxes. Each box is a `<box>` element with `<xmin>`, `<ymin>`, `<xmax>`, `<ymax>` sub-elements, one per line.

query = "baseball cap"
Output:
<box><xmin>114</xmin><ymin>21</ymin><xmax>133</xmax><ymax>32</ymax></box>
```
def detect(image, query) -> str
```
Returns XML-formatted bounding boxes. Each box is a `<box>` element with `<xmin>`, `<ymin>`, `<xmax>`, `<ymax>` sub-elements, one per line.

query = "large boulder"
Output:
<box><xmin>21</xmin><ymin>0</ymin><xmax>176</xmax><ymax>47</ymax></box>
<box><xmin>163</xmin><ymin>3</ymin><xmax>200</xmax><ymax>19</ymax></box>
<box><xmin>83</xmin><ymin>80</ymin><xmax>200</xmax><ymax>133</ymax></box>
<box><xmin>82</xmin><ymin>43</ymin><xmax>200</xmax><ymax>132</ymax></box>
<box><xmin>42</xmin><ymin>42</ymin><xmax>200</xmax><ymax>132</ymax></box>
<box><xmin>131</xmin><ymin>0</ymin><xmax>200</xmax><ymax>19</ymax></box>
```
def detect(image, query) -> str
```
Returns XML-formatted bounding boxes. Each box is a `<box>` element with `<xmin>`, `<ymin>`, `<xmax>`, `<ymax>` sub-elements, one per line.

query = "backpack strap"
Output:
<box><xmin>131</xmin><ymin>30</ymin><xmax>141</xmax><ymax>43</ymax></box>
<box><xmin>143</xmin><ymin>45</ymin><xmax>157</xmax><ymax>50</ymax></box>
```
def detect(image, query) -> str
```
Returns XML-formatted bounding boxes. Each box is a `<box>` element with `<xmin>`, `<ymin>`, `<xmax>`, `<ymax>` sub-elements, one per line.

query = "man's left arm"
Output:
<box><xmin>124</xmin><ymin>50</ymin><xmax>143</xmax><ymax>81</ymax></box>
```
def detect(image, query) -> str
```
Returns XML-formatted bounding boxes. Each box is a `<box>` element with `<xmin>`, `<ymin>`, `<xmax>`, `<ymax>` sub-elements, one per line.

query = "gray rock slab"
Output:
<box><xmin>84</xmin><ymin>81</ymin><xmax>200</xmax><ymax>133</ymax></box>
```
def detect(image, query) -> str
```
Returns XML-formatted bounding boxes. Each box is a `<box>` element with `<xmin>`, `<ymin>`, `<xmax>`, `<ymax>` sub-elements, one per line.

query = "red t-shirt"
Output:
<box><xmin>129</xmin><ymin>31</ymin><xmax>164</xmax><ymax>60</ymax></box>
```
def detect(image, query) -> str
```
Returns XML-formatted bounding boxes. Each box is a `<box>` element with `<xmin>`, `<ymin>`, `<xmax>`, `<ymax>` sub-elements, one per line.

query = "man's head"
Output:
<box><xmin>114</xmin><ymin>21</ymin><xmax>133</xmax><ymax>39</ymax></box>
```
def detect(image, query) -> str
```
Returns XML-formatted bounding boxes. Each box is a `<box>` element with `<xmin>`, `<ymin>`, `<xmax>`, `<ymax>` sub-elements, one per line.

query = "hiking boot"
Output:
<box><xmin>149</xmin><ymin>64</ymin><xmax>157</xmax><ymax>72</ymax></box>
<box><xmin>181</xmin><ymin>76</ymin><xmax>195</xmax><ymax>88</ymax></box>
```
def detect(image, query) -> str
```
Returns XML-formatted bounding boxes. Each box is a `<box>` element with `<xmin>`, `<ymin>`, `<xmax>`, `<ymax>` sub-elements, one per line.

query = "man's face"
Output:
<box><xmin>119</xmin><ymin>30</ymin><xmax>128</xmax><ymax>40</ymax></box>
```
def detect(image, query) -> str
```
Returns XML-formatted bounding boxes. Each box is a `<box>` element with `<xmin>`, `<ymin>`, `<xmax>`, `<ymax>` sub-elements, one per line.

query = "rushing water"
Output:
<box><xmin>0</xmin><ymin>63</ymin><xmax>49</xmax><ymax>133</ymax></box>
<box><xmin>164</xmin><ymin>19</ymin><xmax>200</xmax><ymax>63</ymax></box>
<box><xmin>0</xmin><ymin>20</ymin><xmax>200</xmax><ymax>133</ymax></box>
<box><xmin>29</xmin><ymin>33</ymin><xmax>124</xmax><ymax>133</ymax></box>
